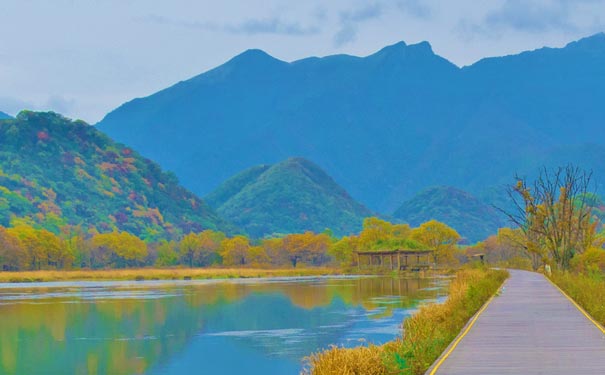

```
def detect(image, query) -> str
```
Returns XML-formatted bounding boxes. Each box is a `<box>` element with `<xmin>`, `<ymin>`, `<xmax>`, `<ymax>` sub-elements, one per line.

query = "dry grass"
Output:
<box><xmin>550</xmin><ymin>272</ymin><xmax>605</xmax><ymax>326</ymax></box>
<box><xmin>303</xmin><ymin>345</ymin><xmax>390</xmax><ymax>375</ymax></box>
<box><xmin>305</xmin><ymin>267</ymin><xmax>509</xmax><ymax>375</ymax></box>
<box><xmin>0</xmin><ymin>267</ymin><xmax>343</xmax><ymax>283</ymax></box>
<box><xmin>391</xmin><ymin>268</ymin><xmax>508</xmax><ymax>374</ymax></box>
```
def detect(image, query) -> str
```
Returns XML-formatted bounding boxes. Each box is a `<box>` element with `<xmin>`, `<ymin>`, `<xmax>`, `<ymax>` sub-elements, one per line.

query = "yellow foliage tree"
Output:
<box><xmin>261</xmin><ymin>237</ymin><xmax>288</xmax><ymax>266</ymax></box>
<box><xmin>179</xmin><ymin>230</ymin><xmax>225</xmax><ymax>267</ymax></box>
<box><xmin>247</xmin><ymin>246</ymin><xmax>270</xmax><ymax>266</ymax></box>
<box><xmin>358</xmin><ymin>217</ymin><xmax>393</xmax><ymax>250</ymax></box>
<box><xmin>8</xmin><ymin>225</ymin><xmax>68</xmax><ymax>270</ymax></box>
<box><xmin>328</xmin><ymin>235</ymin><xmax>360</xmax><ymax>266</ymax></box>
<box><xmin>220</xmin><ymin>236</ymin><xmax>251</xmax><ymax>266</ymax></box>
<box><xmin>91</xmin><ymin>231</ymin><xmax>147</xmax><ymax>268</ymax></box>
<box><xmin>411</xmin><ymin>220</ymin><xmax>460</xmax><ymax>265</ymax></box>
<box><xmin>0</xmin><ymin>226</ymin><xmax>24</xmax><ymax>270</ymax></box>
<box><xmin>282</xmin><ymin>232</ymin><xmax>330</xmax><ymax>268</ymax></box>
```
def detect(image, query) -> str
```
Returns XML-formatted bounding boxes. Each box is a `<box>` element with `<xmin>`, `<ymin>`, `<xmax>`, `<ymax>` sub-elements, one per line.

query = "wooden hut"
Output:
<box><xmin>355</xmin><ymin>249</ymin><xmax>434</xmax><ymax>271</ymax></box>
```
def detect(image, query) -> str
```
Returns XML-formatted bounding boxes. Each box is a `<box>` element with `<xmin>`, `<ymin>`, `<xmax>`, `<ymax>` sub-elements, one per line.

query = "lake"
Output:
<box><xmin>0</xmin><ymin>275</ymin><xmax>448</xmax><ymax>375</ymax></box>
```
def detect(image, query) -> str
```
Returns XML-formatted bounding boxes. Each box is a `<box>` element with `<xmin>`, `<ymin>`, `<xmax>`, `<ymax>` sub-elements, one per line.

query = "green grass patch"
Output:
<box><xmin>550</xmin><ymin>272</ymin><xmax>605</xmax><ymax>326</ymax></box>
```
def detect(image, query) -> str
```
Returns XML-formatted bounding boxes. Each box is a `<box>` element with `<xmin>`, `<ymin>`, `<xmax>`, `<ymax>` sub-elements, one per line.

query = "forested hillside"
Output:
<box><xmin>393</xmin><ymin>186</ymin><xmax>506</xmax><ymax>243</ymax></box>
<box><xmin>206</xmin><ymin>158</ymin><xmax>374</xmax><ymax>237</ymax></box>
<box><xmin>0</xmin><ymin>111</ymin><xmax>231</xmax><ymax>240</ymax></box>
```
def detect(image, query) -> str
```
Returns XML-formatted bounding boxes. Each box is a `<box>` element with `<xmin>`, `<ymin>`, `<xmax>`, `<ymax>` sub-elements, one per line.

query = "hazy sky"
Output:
<box><xmin>1</xmin><ymin>0</ymin><xmax>604</xmax><ymax>122</ymax></box>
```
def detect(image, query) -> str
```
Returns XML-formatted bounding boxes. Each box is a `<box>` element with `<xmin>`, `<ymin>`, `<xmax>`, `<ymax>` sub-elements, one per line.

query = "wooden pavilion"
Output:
<box><xmin>355</xmin><ymin>249</ymin><xmax>434</xmax><ymax>271</ymax></box>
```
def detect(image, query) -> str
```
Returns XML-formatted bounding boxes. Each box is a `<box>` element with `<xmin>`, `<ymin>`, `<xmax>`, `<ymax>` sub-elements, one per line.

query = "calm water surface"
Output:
<box><xmin>0</xmin><ymin>275</ymin><xmax>448</xmax><ymax>375</ymax></box>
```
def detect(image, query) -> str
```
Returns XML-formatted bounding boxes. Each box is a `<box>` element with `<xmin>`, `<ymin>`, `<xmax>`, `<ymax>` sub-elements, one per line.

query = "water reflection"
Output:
<box><xmin>0</xmin><ymin>276</ymin><xmax>448</xmax><ymax>375</ymax></box>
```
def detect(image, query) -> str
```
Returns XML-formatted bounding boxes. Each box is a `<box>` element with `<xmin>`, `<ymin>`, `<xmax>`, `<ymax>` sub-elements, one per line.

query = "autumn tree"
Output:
<box><xmin>358</xmin><ymin>217</ymin><xmax>393</xmax><ymax>250</ymax></box>
<box><xmin>261</xmin><ymin>237</ymin><xmax>288</xmax><ymax>266</ymax></box>
<box><xmin>329</xmin><ymin>235</ymin><xmax>360</xmax><ymax>266</ymax></box>
<box><xmin>282</xmin><ymin>232</ymin><xmax>331</xmax><ymax>267</ymax></box>
<box><xmin>7</xmin><ymin>225</ymin><xmax>68</xmax><ymax>270</ymax></box>
<box><xmin>179</xmin><ymin>232</ymin><xmax>201</xmax><ymax>267</ymax></box>
<box><xmin>196</xmin><ymin>230</ymin><xmax>225</xmax><ymax>266</ymax></box>
<box><xmin>503</xmin><ymin>166</ymin><xmax>597</xmax><ymax>270</ymax></box>
<box><xmin>155</xmin><ymin>240</ymin><xmax>179</xmax><ymax>267</ymax></box>
<box><xmin>220</xmin><ymin>236</ymin><xmax>251</xmax><ymax>266</ymax></box>
<box><xmin>91</xmin><ymin>231</ymin><xmax>148</xmax><ymax>268</ymax></box>
<box><xmin>468</xmin><ymin>228</ymin><xmax>540</xmax><ymax>270</ymax></box>
<box><xmin>59</xmin><ymin>225</ymin><xmax>87</xmax><ymax>269</ymax></box>
<box><xmin>179</xmin><ymin>230</ymin><xmax>225</xmax><ymax>267</ymax></box>
<box><xmin>411</xmin><ymin>220</ymin><xmax>460</xmax><ymax>265</ymax></box>
<box><xmin>247</xmin><ymin>246</ymin><xmax>270</xmax><ymax>266</ymax></box>
<box><xmin>0</xmin><ymin>226</ymin><xmax>24</xmax><ymax>270</ymax></box>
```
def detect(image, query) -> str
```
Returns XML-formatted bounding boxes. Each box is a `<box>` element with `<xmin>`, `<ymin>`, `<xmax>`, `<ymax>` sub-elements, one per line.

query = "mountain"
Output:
<box><xmin>393</xmin><ymin>186</ymin><xmax>506</xmax><ymax>243</ymax></box>
<box><xmin>0</xmin><ymin>112</ymin><xmax>12</xmax><ymax>120</ymax></box>
<box><xmin>97</xmin><ymin>33</ymin><xmax>605</xmax><ymax>212</ymax></box>
<box><xmin>0</xmin><ymin>111</ymin><xmax>232</xmax><ymax>239</ymax></box>
<box><xmin>205</xmin><ymin>157</ymin><xmax>373</xmax><ymax>237</ymax></box>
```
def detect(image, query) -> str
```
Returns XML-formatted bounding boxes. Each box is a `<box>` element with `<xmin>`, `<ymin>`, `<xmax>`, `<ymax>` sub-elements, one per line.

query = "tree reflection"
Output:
<box><xmin>0</xmin><ymin>276</ymin><xmax>447</xmax><ymax>374</ymax></box>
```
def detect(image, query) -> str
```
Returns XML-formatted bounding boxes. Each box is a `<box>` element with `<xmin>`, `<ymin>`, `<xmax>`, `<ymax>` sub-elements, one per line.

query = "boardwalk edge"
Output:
<box><xmin>545</xmin><ymin>274</ymin><xmax>605</xmax><ymax>335</ymax></box>
<box><xmin>424</xmin><ymin>277</ymin><xmax>508</xmax><ymax>375</ymax></box>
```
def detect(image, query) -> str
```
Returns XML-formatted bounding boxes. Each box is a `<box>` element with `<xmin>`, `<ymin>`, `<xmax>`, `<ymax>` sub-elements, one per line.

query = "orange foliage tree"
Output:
<box><xmin>282</xmin><ymin>232</ymin><xmax>331</xmax><ymax>267</ymax></box>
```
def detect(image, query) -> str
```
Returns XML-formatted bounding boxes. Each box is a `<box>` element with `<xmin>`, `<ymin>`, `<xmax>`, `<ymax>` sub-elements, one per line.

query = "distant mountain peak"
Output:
<box><xmin>366</xmin><ymin>39</ymin><xmax>458</xmax><ymax>71</ymax></box>
<box><xmin>0</xmin><ymin>111</ymin><xmax>12</xmax><ymax>120</ymax></box>
<box><xmin>370</xmin><ymin>40</ymin><xmax>436</xmax><ymax>58</ymax></box>
<box><xmin>411</xmin><ymin>40</ymin><xmax>433</xmax><ymax>52</ymax></box>
<box><xmin>206</xmin><ymin>157</ymin><xmax>373</xmax><ymax>237</ymax></box>
<box><xmin>565</xmin><ymin>32</ymin><xmax>605</xmax><ymax>50</ymax></box>
<box><xmin>227</xmin><ymin>48</ymin><xmax>285</xmax><ymax>66</ymax></box>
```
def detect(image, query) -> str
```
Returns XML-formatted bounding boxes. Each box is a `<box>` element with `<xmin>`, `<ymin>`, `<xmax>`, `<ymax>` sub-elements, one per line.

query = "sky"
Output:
<box><xmin>1</xmin><ymin>0</ymin><xmax>604</xmax><ymax>123</ymax></box>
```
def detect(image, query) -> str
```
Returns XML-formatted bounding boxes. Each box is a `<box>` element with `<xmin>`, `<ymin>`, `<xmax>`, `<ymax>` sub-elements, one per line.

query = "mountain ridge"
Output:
<box><xmin>97</xmin><ymin>33</ymin><xmax>605</xmax><ymax>213</ymax></box>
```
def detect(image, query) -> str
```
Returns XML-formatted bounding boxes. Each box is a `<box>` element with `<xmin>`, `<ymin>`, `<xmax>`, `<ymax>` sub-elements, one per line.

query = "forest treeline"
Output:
<box><xmin>0</xmin><ymin>217</ymin><xmax>461</xmax><ymax>271</ymax></box>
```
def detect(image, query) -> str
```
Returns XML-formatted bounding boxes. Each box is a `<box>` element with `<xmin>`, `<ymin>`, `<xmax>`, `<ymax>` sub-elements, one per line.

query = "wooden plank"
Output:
<box><xmin>430</xmin><ymin>270</ymin><xmax>605</xmax><ymax>374</ymax></box>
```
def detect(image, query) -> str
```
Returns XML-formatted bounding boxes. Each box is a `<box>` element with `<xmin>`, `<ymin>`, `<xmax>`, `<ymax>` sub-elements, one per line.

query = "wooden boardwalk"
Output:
<box><xmin>429</xmin><ymin>270</ymin><xmax>605</xmax><ymax>374</ymax></box>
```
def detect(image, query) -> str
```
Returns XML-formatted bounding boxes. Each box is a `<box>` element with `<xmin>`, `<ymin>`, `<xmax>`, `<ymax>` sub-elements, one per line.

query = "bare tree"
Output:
<box><xmin>499</xmin><ymin>165</ymin><xmax>596</xmax><ymax>270</ymax></box>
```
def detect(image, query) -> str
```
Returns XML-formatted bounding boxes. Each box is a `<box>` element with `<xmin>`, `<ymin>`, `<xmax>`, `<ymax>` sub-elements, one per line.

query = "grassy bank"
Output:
<box><xmin>304</xmin><ymin>268</ymin><xmax>509</xmax><ymax>375</ymax></box>
<box><xmin>550</xmin><ymin>272</ymin><xmax>605</xmax><ymax>326</ymax></box>
<box><xmin>0</xmin><ymin>267</ymin><xmax>344</xmax><ymax>283</ymax></box>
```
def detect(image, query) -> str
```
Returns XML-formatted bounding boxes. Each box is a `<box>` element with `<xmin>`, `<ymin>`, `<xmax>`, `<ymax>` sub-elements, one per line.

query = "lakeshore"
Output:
<box><xmin>0</xmin><ymin>267</ymin><xmax>345</xmax><ymax>283</ymax></box>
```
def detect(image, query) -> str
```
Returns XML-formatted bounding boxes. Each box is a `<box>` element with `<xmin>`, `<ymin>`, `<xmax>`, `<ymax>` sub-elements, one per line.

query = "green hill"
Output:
<box><xmin>393</xmin><ymin>186</ymin><xmax>506</xmax><ymax>243</ymax></box>
<box><xmin>206</xmin><ymin>157</ymin><xmax>373</xmax><ymax>238</ymax></box>
<box><xmin>0</xmin><ymin>112</ymin><xmax>12</xmax><ymax>120</ymax></box>
<box><xmin>0</xmin><ymin>111</ymin><xmax>231</xmax><ymax>240</ymax></box>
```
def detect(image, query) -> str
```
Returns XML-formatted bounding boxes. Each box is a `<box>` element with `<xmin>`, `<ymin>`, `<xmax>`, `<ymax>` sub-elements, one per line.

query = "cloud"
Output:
<box><xmin>396</xmin><ymin>0</ymin><xmax>432</xmax><ymax>19</ymax></box>
<box><xmin>0</xmin><ymin>97</ymin><xmax>32</xmax><ymax>115</ymax></box>
<box><xmin>455</xmin><ymin>0</ymin><xmax>605</xmax><ymax>41</ymax></box>
<box><xmin>142</xmin><ymin>14</ymin><xmax>319</xmax><ymax>36</ymax></box>
<box><xmin>0</xmin><ymin>95</ymin><xmax>76</xmax><ymax>117</ymax></box>
<box><xmin>485</xmin><ymin>0</ymin><xmax>576</xmax><ymax>33</ymax></box>
<box><xmin>334</xmin><ymin>3</ymin><xmax>384</xmax><ymax>47</ymax></box>
<box><xmin>225</xmin><ymin>18</ymin><xmax>319</xmax><ymax>36</ymax></box>
<box><xmin>45</xmin><ymin>95</ymin><xmax>76</xmax><ymax>115</ymax></box>
<box><xmin>476</xmin><ymin>0</ymin><xmax>605</xmax><ymax>35</ymax></box>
